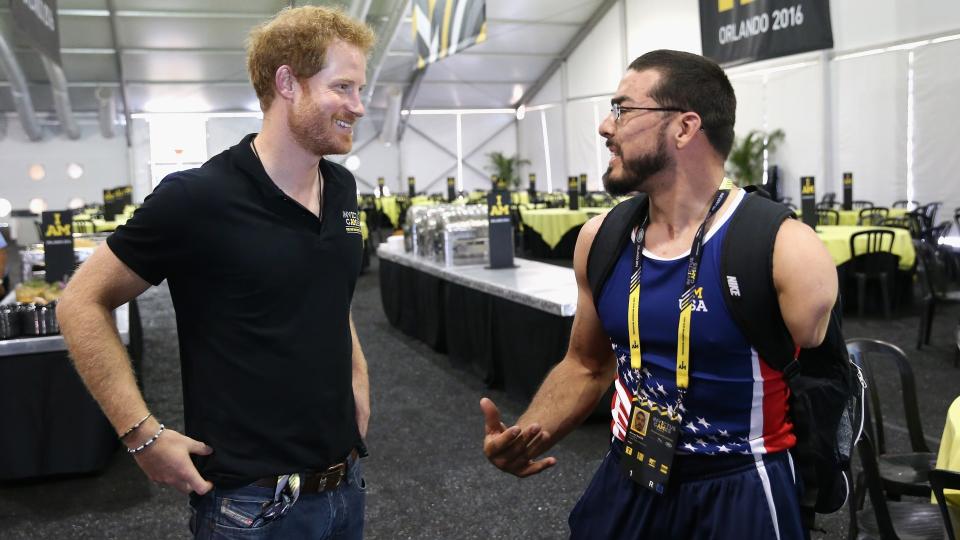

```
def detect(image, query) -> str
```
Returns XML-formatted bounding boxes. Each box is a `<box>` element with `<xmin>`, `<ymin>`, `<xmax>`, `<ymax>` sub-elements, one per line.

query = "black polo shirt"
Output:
<box><xmin>107</xmin><ymin>133</ymin><xmax>363</xmax><ymax>487</ymax></box>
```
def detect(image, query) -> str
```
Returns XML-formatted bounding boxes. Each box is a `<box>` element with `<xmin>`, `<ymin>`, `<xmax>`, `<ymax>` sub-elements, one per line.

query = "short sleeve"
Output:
<box><xmin>106</xmin><ymin>175</ymin><xmax>193</xmax><ymax>285</ymax></box>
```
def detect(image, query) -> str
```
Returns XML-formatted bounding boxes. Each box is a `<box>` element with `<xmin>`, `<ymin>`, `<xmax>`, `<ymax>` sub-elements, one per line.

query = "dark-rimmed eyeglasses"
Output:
<box><xmin>610</xmin><ymin>103</ymin><xmax>684</xmax><ymax>121</ymax></box>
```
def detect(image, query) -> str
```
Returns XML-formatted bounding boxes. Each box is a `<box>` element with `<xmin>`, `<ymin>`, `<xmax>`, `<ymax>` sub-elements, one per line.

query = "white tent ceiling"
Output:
<box><xmin>0</xmin><ymin>0</ymin><xmax>612</xmax><ymax>126</ymax></box>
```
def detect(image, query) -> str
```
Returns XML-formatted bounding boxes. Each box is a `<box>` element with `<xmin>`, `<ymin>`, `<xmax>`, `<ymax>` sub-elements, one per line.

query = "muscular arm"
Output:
<box><xmin>350</xmin><ymin>314</ymin><xmax>370</xmax><ymax>440</ymax></box>
<box><xmin>58</xmin><ymin>243</ymin><xmax>213</xmax><ymax>494</ymax></box>
<box><xmin>58</xmin><ymin>243</ymin><xmax>152</xmax><ymax>433</ymax></box>
<box><xmin>772</xmin><ymin>219</ymin><xmax>838</xmax><ymax>348</ymax></box>
<box><xmin>516</xmin><ymin>216</ymin><xmax>617</xmax><ymax>442</ymax></box>
<box><xmin>482</xmin><ymin>215</ymin><xmax>617</xmax><ymax>476</ymax></box>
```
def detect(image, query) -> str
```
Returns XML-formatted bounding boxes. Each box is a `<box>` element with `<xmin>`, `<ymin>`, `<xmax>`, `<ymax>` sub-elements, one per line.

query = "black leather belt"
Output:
<box><xmin>252</xmin><ymin>449</ymin><xmax>358</xmax><ymax>493</ymax></box>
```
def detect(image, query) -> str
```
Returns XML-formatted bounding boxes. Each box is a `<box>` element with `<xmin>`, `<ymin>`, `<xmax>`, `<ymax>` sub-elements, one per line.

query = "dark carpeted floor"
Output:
<box><xmin>1</xmin><ymin>252</ymin><xmax>958</xmax><ymax>539</ymax></box>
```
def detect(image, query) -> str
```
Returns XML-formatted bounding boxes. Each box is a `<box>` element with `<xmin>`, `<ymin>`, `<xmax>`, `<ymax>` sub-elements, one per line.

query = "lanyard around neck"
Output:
<box><xmin>627</xmin><ymin>178</ymin><xmax>734</xmax><ymax>391</ymax></box>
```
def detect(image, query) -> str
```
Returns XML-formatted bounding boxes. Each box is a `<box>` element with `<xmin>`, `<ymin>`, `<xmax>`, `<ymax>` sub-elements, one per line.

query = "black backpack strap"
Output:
<box><xmin>586</xmin><ymin>194</ymin><xmax>649</xmax><ymax>308</ymax></box>
<box><xmin>719</xmin><ymin>191</ymin><xmax>797</xmax><ymax>371</ymax></box>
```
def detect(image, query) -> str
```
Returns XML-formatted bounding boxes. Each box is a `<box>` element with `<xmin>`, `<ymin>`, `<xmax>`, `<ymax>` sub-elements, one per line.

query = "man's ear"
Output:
<box><xmin>675</xmin><ymin>112</ymin><xmax>703</xmax><ymax>150</ymax></box>
<box><xmin>275</xmin><ymin>66</ymin><xmax>297</xmax><ymax>100</ymax></box>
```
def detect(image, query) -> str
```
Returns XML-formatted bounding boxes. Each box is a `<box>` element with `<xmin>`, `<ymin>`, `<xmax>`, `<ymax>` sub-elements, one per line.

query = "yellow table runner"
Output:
<box><xmin>815</xmin><ymin>226</ymin><xmax>915</xmax><ymax>270</ymax></box>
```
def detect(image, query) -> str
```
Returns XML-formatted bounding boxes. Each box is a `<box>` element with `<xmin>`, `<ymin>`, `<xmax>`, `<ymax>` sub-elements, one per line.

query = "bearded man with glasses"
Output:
<box><xmin>481</xmin><ymin>50</ymin><xmax>836</xmax><ymax>539</ymax></box>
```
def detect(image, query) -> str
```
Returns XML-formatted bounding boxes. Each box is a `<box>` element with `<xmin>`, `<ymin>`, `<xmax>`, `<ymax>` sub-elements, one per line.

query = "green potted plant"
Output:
<box><xmin>485</xmin><ymin>151</ymin><xmax>530</xmax><ymax>190</ymax></box>
<box><xmin>726</xmin><ymin>129</ymin><xmax>784</xmax><ymax>186</ymax></box>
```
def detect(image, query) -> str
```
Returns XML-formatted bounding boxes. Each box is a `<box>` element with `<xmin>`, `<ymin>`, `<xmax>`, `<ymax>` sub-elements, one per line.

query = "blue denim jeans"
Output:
<box><xmin>189</xmin><ymin>456</ymin><xmax>365</xmax><ymax>540</ymax></box>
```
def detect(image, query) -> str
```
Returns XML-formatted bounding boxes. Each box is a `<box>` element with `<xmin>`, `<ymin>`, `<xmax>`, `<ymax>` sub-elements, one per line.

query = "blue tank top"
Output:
<box><xmin>597</xmin><ymin>190</ymin><xmax>794</xmax><ymax>456</ymax></box>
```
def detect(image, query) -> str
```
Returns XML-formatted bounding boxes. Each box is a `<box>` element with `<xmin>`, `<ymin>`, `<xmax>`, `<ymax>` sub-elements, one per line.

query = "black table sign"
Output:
<box><xmin>487</xmin><ymin>190</ymin><xmax>515</xmax><ymax>269</ymax></box>
<box><xmin>842</xmin><ymin>172</ymin><xmax>853</xmax><ymax>211</ymax></box>
<box><xmin>568</xmin><ymin>176</ymin><xmax>579</xmax><ymax>210</ymax></box>
<box><xmin>447</xmin><ymin>177</ymin><xmax>456</xmax><ymax>202</ymax></box>
<box><xmin>41</xmin><ymin>210</ymin><xmax>74</xmax><ymax>283</ymax></box>
<box><xmin>800</xmin><ymin>176</ymin><xmax>817</xmax><ymax>229</ymax></box>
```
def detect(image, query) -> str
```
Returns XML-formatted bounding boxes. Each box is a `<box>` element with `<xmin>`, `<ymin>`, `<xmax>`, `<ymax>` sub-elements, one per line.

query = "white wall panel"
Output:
<box><xmin>517</xmin><ymin>112</ymin><xmax>550</xmax><ymax>191</ymax></box>
<box><xmin>626</xmin><ymin>0</ymin><xmax>701</xmax><ymax>59</ymax></box>
<box><xmin>832</xmin><ymin>53</ymin><xmax>907</xmax><ymax>207</ymax></box>
<box><xmin>530</xmin><ymin>72</ymin><xmax>563</xmax><ymax>107</ymax></box>
<box><xmin>400</xmin><ymin>115</ymin><xmax>458</xmax><ymax>195</ymax></box>
<box><xmin>913</xmin><ymin>40</ymin><xmax>960</xmax><ymax>214</ymax></box>
<box><xmin>206</xmin><ymin>117</ymin><xmax>262</xmax><ymax>158</ymax></box>
<box><xmin>729</xmin><ymin>75</ymin><xmax>765</xmax><ymax>139</ymax></box>
<box><xmin>764</xmin><ymin>63</ymin><xmax>824</xmax><ymax>203</ymax></box>
<box><xmin>462</xmin><ymin>115</ymin><xmax>517</xmax><ymax>192</ymax></box>
<box><xmin>542</xmin><ymin>107</ymin><xmax>567</xmax><ymax>192</ymax></box>
<box><xmin>352</xmin><ymin>139</ymin><xmax>399</xmax><ymax>193</ymax></box>
<box><xmin>832</xmin><ymin>0</ymin><xmax>960</xmax><ymax>52</ymax></box>
<box><xmin>566</xmin><ymin>7</ymin><xmax>625</xmax><ymax>99</ymax></box>
<box><xmin>564</xmin><ymin>100</ymin><xmax>608</xmax><ymax>191</ymax></box>
<box><xmin>0</xmin><ymin>122</ymin><xmax>129</xmax><ymax>212</ymax></box>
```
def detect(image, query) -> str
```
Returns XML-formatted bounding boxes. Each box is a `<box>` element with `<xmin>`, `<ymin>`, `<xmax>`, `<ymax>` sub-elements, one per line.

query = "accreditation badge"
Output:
<box><xmin>619</xmin><ymin>399</ymin><xmax>680</xmax><ymax>494</ymax></box>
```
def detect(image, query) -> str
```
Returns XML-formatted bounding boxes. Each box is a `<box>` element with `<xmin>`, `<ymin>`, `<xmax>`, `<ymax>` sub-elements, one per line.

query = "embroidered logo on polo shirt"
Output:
<box><xmin>343</xmin><ymin>211</ymin><xmax>362</xmax><ymax>234</ymax></box>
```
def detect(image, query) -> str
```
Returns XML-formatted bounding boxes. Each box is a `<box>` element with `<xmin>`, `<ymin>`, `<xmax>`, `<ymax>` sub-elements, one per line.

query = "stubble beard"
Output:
<box><xmin>602</xmin><ymin>124</ymin><xmax>671</xmax><ymax>196</ymax></box>
<box><xmin>288</xmin><ymin>91</ymin><xmax>352</xmax><ymax>157</ymax></box>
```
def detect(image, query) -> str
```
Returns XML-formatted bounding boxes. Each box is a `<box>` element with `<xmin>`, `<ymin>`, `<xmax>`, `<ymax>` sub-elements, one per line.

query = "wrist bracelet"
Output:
<box><xmin>119</xmin><ymin>413</ymin><xmax>152</xmax><ymax>440</ymax></box>
<box><xmin>128</xmin><ymin>424</ymin><xmax>165</xmax><ymax>455</ymax></box>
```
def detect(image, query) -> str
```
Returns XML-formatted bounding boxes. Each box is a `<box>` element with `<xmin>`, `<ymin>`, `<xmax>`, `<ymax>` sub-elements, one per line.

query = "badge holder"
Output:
<box><xmin>619</xmin><ymin>398</ymin><xmax>681</xmax><ymax>495</ymax></box>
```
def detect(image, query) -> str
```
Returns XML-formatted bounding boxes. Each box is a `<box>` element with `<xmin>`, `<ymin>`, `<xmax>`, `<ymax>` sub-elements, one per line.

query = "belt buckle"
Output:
<box><xmin>319</xmin><ymin>462</ymin><xmax>346</xmax><ymax>491</ymax></box>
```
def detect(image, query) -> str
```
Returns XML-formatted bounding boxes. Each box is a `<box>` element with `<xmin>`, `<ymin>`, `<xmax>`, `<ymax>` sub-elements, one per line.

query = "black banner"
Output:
<box><xmin>800</xmin><ymin>176</ymin><xmax>817</xmax><ymax>229</ymax></box>
<box><xmin>568</xmin><ymin>176</ymin><xmax>579</xmax><ymax>210</ymax></box>
<box><xmin>377</xmin><ymin>177</ymin><xmax>385</xmax><ymax>197</ymax></box>
<box><xmin>103</xmin><ymin>186</ymin><xmax>132</xmax><ymax>221</ymax></box>
<box><xmin>487</xmin><ymin>190</ymin><xmax>514</xmax><ymax>269</ymax></box>
<box><xmin>842</xmin><ymin>172</ymin><xmax>853</xmax><ymax>211</ymax></box>
<box><xmin>447</xmin><ymin>177</ymin><xmax>456</xmax><ymax>202</ymax></box>
<box><xmin>579</xmin><ymin>173</ymin><xmax>588</xmax><ymax>197</ymax></box>
<box><xmin>528</xmin><ymin>173</ymin><xmax>537</xmax><ymax>202</ymax></box>
<box><xmin>408</xmin><ymin>176</ymin><xmax>416</xmax><ymax>197</ymax></box>
<box><xmin>41</xmin><ymin>210</ymin><xmax>73</xmax><ymax>283</ymax></box>
<box><xmin>699</xmin><ymin>0</ymin><xmax>833</xmax><ymax>66</ymax></box>
<box><xmin>10</xmin><ymin>0</ymin><xmax>61</xmax><ymax>66</ymax></box>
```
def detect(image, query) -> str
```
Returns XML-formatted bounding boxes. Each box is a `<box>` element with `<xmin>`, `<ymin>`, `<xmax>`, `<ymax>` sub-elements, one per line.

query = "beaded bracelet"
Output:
<box><xmin>118</xmin><ymin>412</ymin><xmax>152</xmax><ymax>440</ymax></box>
<box><xmin>128</xmin><ymin>424</ymin><xmax>165</xmax><ymax>455</ymax></box>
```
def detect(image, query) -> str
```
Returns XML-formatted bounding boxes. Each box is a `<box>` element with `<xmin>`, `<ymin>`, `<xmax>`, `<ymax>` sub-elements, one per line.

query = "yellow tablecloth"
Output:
<box><xmin>375</xmin><ymin>197</ymin><xmax>401</xmax><ymax>228</ymax></box>
<box><xmin>815</xmin><ymin>226</ymin><xmax>915</xmax><ymax>270</ymax></box>
<box><xmin>797</xmin><ymin>208</ymin><xmax>909</xmax><ymax>226</ymax></box>
<box><xmin>935</xmin><ymin>396</ymin><xmax>960</xmax><ymax>536</ymax></box>
<box><xmin>519</xmin><ymin>208</ymin><xmax>611</xmax><ymax>249</ymax></box>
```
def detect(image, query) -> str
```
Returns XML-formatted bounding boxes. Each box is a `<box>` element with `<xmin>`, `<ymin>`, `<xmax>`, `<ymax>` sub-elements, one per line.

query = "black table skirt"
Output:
<box><xmin>521</xmin><ymin>226</ymin><xmax>582</xmax><ymax>260</ymax></box>
<box><xmin>0</xmin><ymin>300</ymin><xmax>143</xmax><ymax>480</ymax></box>
<box><xmin>379</xmin><ymin>259</ymin><xmax>574</xmax><ymax>402</ymax></box>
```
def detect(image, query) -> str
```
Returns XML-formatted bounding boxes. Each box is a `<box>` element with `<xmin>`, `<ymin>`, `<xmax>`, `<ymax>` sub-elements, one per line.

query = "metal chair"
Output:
<box><xmin>818</xmin><ymin>208</ymin><xmax>840</xmax><ymax>226</ymax></box>
<box><xmin>852</xmin><ymin>200</ymin><xmax>875</xmax><ymax>210</ymax></box>
<box><xmin>858</xmin><ymin>207</ymin><xmax>889</xmax><ymax>226</ymax></box>
<box><xmin>817</xmin><ymin>200</ymin><xmax>841</xmax><ymax>210</ymax></box>
<box><xmin>892</xmin><ymin>200</ymin><xmax>920</xmax><ymax>209</ymax></box>
<box><xmin>845</xmin><ymin>339</ymin><xmax>938</xmax><ymax>500</ymax></box>
<box><xmin>929</xmin><ymin>469</ymin><xmax>960</xmax><ymax>540</ymax></box>
<box><xmin>916</xmin><ymin>241</ymin><xmax>960</xmax><ymax>364</ymax></box>
<box><xmin>921</xmin><ymin>202</ymin><xmax>943</xmax><ymax>227</ymax></box>
<box><xmin>848</xmin><ymin>434</ymin><xmax>945</xmax><ymax>539</ymax></box>
<box><xmin>848</xmin><ymin>229</ymin><xmax>897</xmax><ymax>318</ymax></box>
